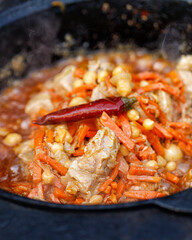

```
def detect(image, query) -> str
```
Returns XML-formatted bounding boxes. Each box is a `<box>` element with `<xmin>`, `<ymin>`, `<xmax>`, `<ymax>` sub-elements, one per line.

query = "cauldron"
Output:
<box><xmin>0</xmin><ymin>0</ymin><xmax>192</xmax><ymax>239</ymax></box>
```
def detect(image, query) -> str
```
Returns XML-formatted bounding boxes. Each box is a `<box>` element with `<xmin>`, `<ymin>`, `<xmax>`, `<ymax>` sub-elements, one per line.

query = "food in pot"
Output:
<box><xmin>0</xmin><ymin>51</ymin><xmax>192</xmax><ymax>205</ymax></box>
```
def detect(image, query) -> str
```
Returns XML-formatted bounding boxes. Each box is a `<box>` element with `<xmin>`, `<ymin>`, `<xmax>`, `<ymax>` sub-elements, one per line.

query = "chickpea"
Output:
<box><xmin>157</xmin><ymin>155</ymin><xmax>167</xmax><ymax>167</ymax></box>
<box><xmin>97</xmin><ymin>70</ymin><xmax>109</xmax><ymax>83</ymax></box>
<box><xmin>166</xmin><ymin>161</ymin><xmax>177</xmax><ymax>171</ymax></box>
<box><xmin>145</xmin><ymin>160</ymin><xmax>158</xmax><ymax>169</ymax></box>
<box><xmin>120</xmin><ymin>144</ymin><xmax>129</xmax><ymax>156</ymax></box>
<box><xmin>127</xmin><ymin>109</ymin><xmax>139</xmax><ymax>121</ymax></box>
<box><xmin>164</xmin><ymin>144</ymin><xmax>183</xmax><ymax>162</ymax></box>
<box><xmin>140</xmin><ymin>80</ymin><xmax>149</xmax><ymax>87</ymax></box>
<box><xmin>42</xmin><ymin>170</ymin><xmax>55</xmax><ymax>184</ymax></box>
<box><xmin>73</xmin><ymin>79</ymin><xmax>84</xmax><ymax>88</ymax></box>
<box><xmin>69</xmin><ymin>97</ymin><xmax>87</xmax><ymax>107</ymax></box>
<box><xmin>112</xmin><ymin>66</ymin><xmax>125</xmax><ymax>76</ymax></box>
<box><xmin>3</xmin><ymin>133</ymin><xmax>22</xmax><ymax>146</ymax></box>
<box><xmin>83</xmin><ymin>71</ymin><xmax>97</xmax><ymax>84</ymax></box>
<box><xmin>131</xmin><ymin>125</ymin><xmax>141</xmax><ymax>138</ymax></box>
<box><xmin>143</xmin><ymin>119</ymin><xmax>155</xmax><ymax>130</ymax></box>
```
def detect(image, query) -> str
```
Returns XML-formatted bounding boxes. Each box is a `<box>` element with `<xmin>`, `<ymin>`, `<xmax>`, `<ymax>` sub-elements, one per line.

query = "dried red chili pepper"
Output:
<box><xmin>33</xmin><ymin>97</ymin><xmax>137</xmax><ymax>125</ymax></box>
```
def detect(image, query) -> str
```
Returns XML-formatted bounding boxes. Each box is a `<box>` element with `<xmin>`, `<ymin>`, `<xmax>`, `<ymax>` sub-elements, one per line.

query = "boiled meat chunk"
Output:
<box><xmin>62</xmin><ymin>127</ymin><xmax>120</xmax><ymax>199</ymax></box>
<box><xmin>25</xmin><ymin>92</ymin><xmax>54</xmax><ymax>116</ymax></box>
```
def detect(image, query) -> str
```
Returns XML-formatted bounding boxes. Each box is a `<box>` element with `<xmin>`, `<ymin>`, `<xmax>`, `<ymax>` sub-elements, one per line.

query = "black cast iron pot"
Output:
<box><xmin>1</xmin><ymin>1</ymin><xmax>192</xmax><ymax>238</ymax></box>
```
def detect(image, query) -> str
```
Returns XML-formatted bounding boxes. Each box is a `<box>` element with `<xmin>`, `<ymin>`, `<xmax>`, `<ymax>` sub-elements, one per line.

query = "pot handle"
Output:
<box><xmin>153</xmin><ymin>188</ymin><xmax>192</xmax><ymax>213</ymax></box>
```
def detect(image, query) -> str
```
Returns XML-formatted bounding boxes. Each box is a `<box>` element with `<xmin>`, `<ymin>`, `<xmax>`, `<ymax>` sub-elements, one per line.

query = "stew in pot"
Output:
<box><xmin>0</xmin><ymin>50</ymin><xmax>192</xmax><ymax>205</ymax></box>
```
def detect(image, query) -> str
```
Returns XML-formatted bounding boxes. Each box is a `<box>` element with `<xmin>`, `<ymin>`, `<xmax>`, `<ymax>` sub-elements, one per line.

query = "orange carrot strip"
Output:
<box><xmin>99</xmin><ymin>162</ymin><xmax>120</xmax><ymax>192</ymax></box>
<box><xmin>77</xmin><ymin>124</ymin><xmax>90</xmax><ymax>148</ymax></box>
<box><xmin>100</xmin><ymin>112</ymin><xmax>135</xmax><ymax>151</ymax></box>
<box><xmin>125</xmin><ymin>153</ymin><xmax>142</xmax><ymax>165</ymax></box>
<box><xmin>166</xmin><ymin>172</ymin><xmax>180</xmax><ymax>184</ymax></box>
<box><xmin>132</xmin><ymin>135</ymin><xmax>147</xmax><ymax>143</ymax></box>
<box><xmin>137</xmin><ymin>82</ymin><xmax>179</xmax><ymax>99</ymax></box>
<box><xmin>135</xmin><ymin>121</ymin><xmax>164</xmax><ymax>156</ymax></box>
<box><xmin>46</xmin><ymin>129</ymin><xmax>54</xmax><ymax>143</ymax></box>
<box><xmin>33</xmin><ymin>161</ymin><xmax>42</xmax><ymax>184</ymax></box>
<box><xmin>169</xmin><ymin>122</ymin><xmax>191</xmax><ymax>129</ymax></box>
<box><xmin>74</xmin><ymin>68</ymin><xmax>85</xmax><ymax>79</ymax></box>
<box><xmin>74</xmin><ymin>198</ymin><xmax>84</xmax><ymax>204</ymax></box>
<box><xmin>118</xmin><ymin>114</ymin><xmax>132</xmax><ymax>138</ymax></box>
<box><xmin>178</xmin><ymin>142</ymin><xmax>192</xmax><ymax>156</ymax></box>
<box><xmin>68</xmin><ymin>122</ymin><xmax>79</xmax><ymax>136</ymax></box>
<box><xmin>34</xmin><ymin>129</ymin><xmax>45</xmax><ymax>150</ymax></box>
<box><xmin>154</xmin><ymin>123</ymin><xmax>173</xmax><ymax>139</ymax></box>
<box><xmin>37</xmin><ymin>153</ymin><xmax>68</xmax><ymax>176</ymax></box>
<box><xmin>128</xmin><ymin>164</ymin><xmax>156</xmax><ymax>176</ymax></box>
<box><xmin>168</xmin><ymin>127</ymin><xmax>192</xmax><ymax>145</ymax></box>
<box><xmin>49</xmin><ymin>193</ymin><xmax>60</xmax><ymax>203</ymax></box>
<box><xmin>54</xmin><ymin>187</ymin><xmax>75</xmax><ymax>201</ymax></box>
<box><xmin>73</xmin><ymin>149</ymin><xmax>85</xmax><ymax>156</ymax></box>
<box><xmin>127</xmin><ymin>175</ymin><xmax>161</xmax><ymax>183</ymax></box>
<box><xmin>66</xmin><ymin>84</ymin><xmax>96</xmax><ymax>97</ymax></box>
<box><xmin>136</xmin><ymin>71</ymin><xmax>161</xmax><ymax>80</ymax></box>
<box><xmin>116</xmin><ymin>179</ymin><xmax>126</xmax><ymax>199</ymax></box>
<box><xmin>105</xmin><ymin>75</ymin><xmax>113</xmax><ymax>88</ymax></box>
<box><xmin>85</xmin><ymin>130</ymin><xmax>97</xmax><ymax>138</ymax></box>
<box><xmin>11</xmin><ymin>182</ymin><xmax>32</xmax><ymax>195</ymax></box>
<box><xmin>104</xmin><ymin>186</ymin><xmax>112</xmax><ymax>194</ymax></box>
<box><xmin>111</xmin><ymin>182</ymin><xmax>117</xmax><ymax>189</ymax></box>
<box><xmin>124</xmin><ymin>190</ymin><xmax>167</xmax><ymax>200</ymax></box>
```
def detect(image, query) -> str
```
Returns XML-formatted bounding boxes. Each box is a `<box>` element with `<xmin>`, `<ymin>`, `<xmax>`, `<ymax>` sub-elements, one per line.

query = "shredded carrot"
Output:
<box><xmin>74</xmin><ymin>198</ymin><xmax>84</xmax><ymax>204</ymax></box>
<box><xmin>116</xmin><ymin>179</ymin><xmax>126</xmax><ymax>199</ymax></box>
<box><xmin>50</xmin><ymin>193</ymin><xmax>60</xmax><ymax>203</ymax></box>
<box><xmin>105</xmin><ymin>75</ymin><xmax>113</xmax><ymax>88</ymax></box>
<box><xmin>46</xmin><ymin>129</ymin><xmax>54</xmax><ymax>143</ymax></box>
<box><xmin>11</xmin><ymin>182</ymin><xmax>32</xmax><ymax>195</ymax></box>
<box><xmin>135</xmin><ymin>121</ymin><xmax>164</xmax><ymax>156</ymax></box>
<box><xmin>104</xmin><ymin>186</ymin><xmax>112</xmax><ymax>194</ymax></box>
<box><xmin>169</xmin><ymin>122</ymin><xmax>191</xmax><ymax>129</ymax></box>
<box><xmin>111</xmin><ymin>182</ymin><xmax>117</xmax><ymax>189</ymax></box>
<box><xmin>76</xmin><ymin>124</ymin><xmax>90</xmax><ymax>148</ymax></box>
<box><xmin>136</xmin><ymin>71</ymin><xmax>161</xmax><ymax>81</ymax></box>
<box><xmin>127</xmin><ymin>175</ymin><xmax>161</xmax><ymax>183</ymax></box>
<box><xmin>132</xmin><ymin>135</ymin><xmax>147</xmax><ymax>143</ymax></box>
<box><xmin>137</xmin><ymin>82</ymin><xmax>180</xmax><ymax>100</ymax></box>
<box><xmin>85</xmin><ymin>130</ymin><xmax>97</xmax><ymax>138</ymax></box>
<box><xmin>110</xmin><ymin>190</ymin><xmax>117</xmax><ymax>204</ymax></box>
<box><xmin>99</xmin><ymin>157</ymin><xmax>120</xmax><ymax>192</ymax></box>
<box><xmin>118</xmin><ymin>114</ymin><xmax>132</xmax><ymax>138</ymax></box>
<box><xmin>66</xmin><ymin>84</ymin><xmax>96</xmax><ymax>97</ymax></box>
<box><xmin>168</xmin><ymin>127</ymin><xmax>192</xmax><ymax>145</ymax></box>
<box><xmin>73</xmin><ymin>149</ymin><xmax>85</xmax><ymax>156</ymax></box>
<box><xmin>74</xmin><ymin>68</ymin><xmax>85</xmax><ymax>79</ymax></box>
<box><xmin>128</xmin><ymin>164</ymin><xmax>156</xmax><ymax>176</ymax></box>
<box><xmin>154</xmin><ymin>122</ymin><xmax>173</xmax><ymax>139</ymax></box>
<box><xmin>124</xmin><ymin>190</ymin><xmax>167</xmax><ymax>200</ymax></box>
<box><xmin>138</xmin><ymin>146</ymin><xmax>156</xmax><ymax>160</ymax></box>
<box><xmin>54</xmin><ymin>187</ymin><xmax>75</xmax><ymax>201</ymax></box>
<box><xmin>100</xmin><ymin>112</ymin><xmax>135</xmax><ymax>151</ymax></box>
<box><xmin>34</xmin><ymin>129</ymin><xmax>45</xmax><ymax>150</ymax></box>
<box><xmin>125</xmin><ymin>153</ymin><xmax>142</xmax><ymax>165</ymax></box>
<box><xmin>166</xmin><ymin>172</ymin><xmax>180</xmax><ymax>184</ymax></box>
<box><xmin>68</xmin><ymin>122</ymin><xmax>79</xmax><ymax>136</ymax></box>
<box><xmin>37</xmin><ymin>153</ymin><xmax>68</xmax><ymax>176</ymax></box>
<box><xmin>33</xmin><ymin>161</ymin><xmax>42</xmax><ymax>184</ymax></box>
<box><xmin>178</xmin><ymin>142</ymin><xmax>192</xmax><ymax>156</ymax></box>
